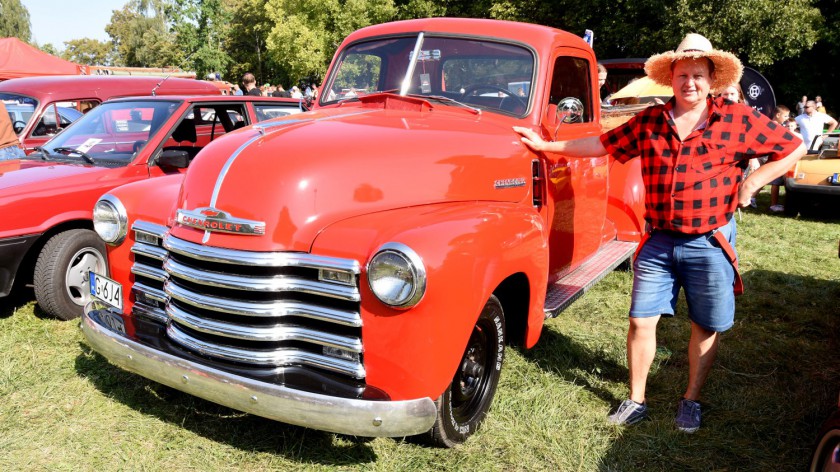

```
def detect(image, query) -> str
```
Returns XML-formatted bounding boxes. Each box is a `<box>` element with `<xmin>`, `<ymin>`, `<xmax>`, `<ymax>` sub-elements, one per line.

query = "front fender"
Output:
<box><xmin>310</xmin><ymin>201</ymin><xmax>549</xmax><ymax>401</ymax></box>
<box><xmin>100</xmin><ymin>174</ymin><xmax>185</xmax><ymax>314</ymax></box>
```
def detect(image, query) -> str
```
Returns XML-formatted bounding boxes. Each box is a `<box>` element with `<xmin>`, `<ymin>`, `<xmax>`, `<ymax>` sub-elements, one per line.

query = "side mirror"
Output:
<box><xmin>12</xmin><ymin>120</ymin><xmax>26</xmax><ymax>134</ymax></box>
<box><xmin>546</xmin><ymin>97</ymin><xmax>584</xmax><ymax>141</ymax></box>
<box><xmin>157</xmin><ymin>149</ymin><xmax>190</xmax><ymax>169</ymax></box>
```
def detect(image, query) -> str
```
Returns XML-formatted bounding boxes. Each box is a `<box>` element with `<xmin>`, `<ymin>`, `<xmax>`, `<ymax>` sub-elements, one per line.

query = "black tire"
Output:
<box><xmin>420</xmin><ymin>295</ymin><xmax>505</xmax><ymax>447</ymax></box>
<box><xmin>784</xmin><ymin>190</ymin><xmax>800</xmax><ymax>216</ymax></box>
<box><xmin>34</xmin><ymin>229</ymin><xmax>108</xmax><ymax>320</ymax></box>
<box><xmin>811</xmin><ymin>410</ymin><xmax>840</xmax><ymax>472</ymax></box>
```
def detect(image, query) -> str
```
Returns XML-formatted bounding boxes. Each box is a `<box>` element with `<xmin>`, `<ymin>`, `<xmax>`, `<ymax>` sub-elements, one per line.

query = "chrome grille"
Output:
<box><xmin>129</xmin><ymin>220</ymin><xmax>365</xmax><ymax>379</ymax></box>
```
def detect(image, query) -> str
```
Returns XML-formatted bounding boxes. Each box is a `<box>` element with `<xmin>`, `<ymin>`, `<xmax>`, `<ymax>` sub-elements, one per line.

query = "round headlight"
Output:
<box><xmin>367</xmin><ymin>243</ymin><xmax>426</xmax><ymax>308</ymax></box>
<box><xmin>93</xmin><ymin>194</ymin><xmax>128</xmax><ymax>245</ymax></box>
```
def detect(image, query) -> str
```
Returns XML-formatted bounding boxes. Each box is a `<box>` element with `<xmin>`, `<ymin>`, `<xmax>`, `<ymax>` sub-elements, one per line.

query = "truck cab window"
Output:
<box><xmin>548</xmin><ymin>56</ymin><xmax>593</xmax><ymax>123</ymax></box>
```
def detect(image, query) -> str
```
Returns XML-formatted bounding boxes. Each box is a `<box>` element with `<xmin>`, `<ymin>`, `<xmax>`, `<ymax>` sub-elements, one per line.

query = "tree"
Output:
<box><xmin>106</xmin><ymin>0</ymin><xmax>178</xmax><ymax>67</ymax></box>
<box><xmin>168</xmin><ymin>0</ymin><xmax>232</xmax><ymax>79</ymax></box>
<box><xmin>222</xmin><ymin>0</ymin><xmax>276</xmax><ymax>86</ymax></box>
<box><xmin>0</xmin><ymin>0</ymin><xmax>31</xmax><ymax>43</ymax></box>
<box><xmin>39</xmin><ymin>43</ymin><xmax>60</xmax><ymax>57</ymax></box>
<box><xmin>62</xmin><ymin>38</ymin><xmax>116</xmax><ymax>66</ymax></box>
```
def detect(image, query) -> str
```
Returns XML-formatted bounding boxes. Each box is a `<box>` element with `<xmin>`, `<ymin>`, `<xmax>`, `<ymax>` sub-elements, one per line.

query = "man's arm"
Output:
<box><xmin>512</xmin><ymin>126</ymin><xmax>607</xmax><ymax>156</ymax></box>
<box><xmin>738</xmin><ymin>142</ymin><xmax>807</xmax><ymax>207</ymax></box>
<box><xmin>826</xmin><ymin>115</ymin><xmax>838</xmax><ymax>133</ymax></box>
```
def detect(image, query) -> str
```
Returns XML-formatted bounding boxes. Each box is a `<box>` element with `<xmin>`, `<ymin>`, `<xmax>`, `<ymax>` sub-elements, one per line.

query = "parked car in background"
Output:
<box><xmin>0</xmin><ymin>76</ymin><xmax>221</xmax><ymax>154</ymax></box>
<box><xmin>0</xmin><ymin>94</ymin><xmax>302</xmax><ymax>320</ymax></box>
<box><xmin>785</xmin><ymin>131</ymin><xmax>840</xmax><ymax>215</ymax></box>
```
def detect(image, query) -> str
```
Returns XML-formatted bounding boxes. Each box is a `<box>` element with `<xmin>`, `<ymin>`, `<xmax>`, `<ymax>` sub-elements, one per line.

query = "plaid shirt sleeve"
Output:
<box><xmin>738</xmin><ymin>106</ymin><xmax>802</xmax><ymax>163</ymax></box>
<box><xmin>599</xmin><ymin>107</ymin><xmax>652</xmax><ymax>163</ymax></box>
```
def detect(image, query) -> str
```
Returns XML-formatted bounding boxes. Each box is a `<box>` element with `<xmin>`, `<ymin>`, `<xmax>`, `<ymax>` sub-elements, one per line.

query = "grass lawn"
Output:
<box><xmin>1</xmin><ymin>191</ymin><xmax>839</xmax><ymax>471</ymax></box>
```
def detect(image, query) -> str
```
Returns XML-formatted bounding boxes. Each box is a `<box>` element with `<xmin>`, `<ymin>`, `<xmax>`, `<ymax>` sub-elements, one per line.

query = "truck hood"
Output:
<box><xmin>171</xmin><ymin>99</ymin><xmax>532</xmax><ymax>251</ymax></box>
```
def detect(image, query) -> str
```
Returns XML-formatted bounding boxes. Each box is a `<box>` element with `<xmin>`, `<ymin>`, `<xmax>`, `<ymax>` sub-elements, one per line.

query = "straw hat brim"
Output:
<box><xmin>644</xmin><ymin>50</ymin><xmax>743</xmax><ymax>91</ymax></box>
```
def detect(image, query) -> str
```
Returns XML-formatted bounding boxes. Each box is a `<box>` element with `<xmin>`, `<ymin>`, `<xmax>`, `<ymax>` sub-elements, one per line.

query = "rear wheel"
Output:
<box><xmin>421</xmin><ymin>295</ymin><xmax>505</xmax><ymax>447</ymax></box>
<box><xmin>34</xmin><ymin>229</ymin><xmax>107</xmax><ymax>320</ymax></box>
<box><xmin>811</xmin><ymin>411</ymin><xmax>840</xmax><ymax>472</ymax></box>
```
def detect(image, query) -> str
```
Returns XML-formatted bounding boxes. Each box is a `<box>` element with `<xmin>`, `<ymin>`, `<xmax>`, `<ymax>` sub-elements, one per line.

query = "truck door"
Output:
<box><xmin>539</xmin><ymin>51</ymin><xmax>609</xmax><ymax>281</ymax></box>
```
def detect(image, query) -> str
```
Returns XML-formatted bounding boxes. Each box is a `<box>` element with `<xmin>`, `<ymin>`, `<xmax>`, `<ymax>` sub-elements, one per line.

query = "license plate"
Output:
<box><xmin>90</xmin><ymin>271</ymin><xmax>123</xmax><ymax>311</ymax></box>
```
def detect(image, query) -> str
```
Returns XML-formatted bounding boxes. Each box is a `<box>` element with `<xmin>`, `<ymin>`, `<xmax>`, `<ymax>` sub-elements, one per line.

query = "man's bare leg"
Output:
<box><xmin>683</xmin><ymin>321</ymin><xmax>720</xmax><ymax>401</ymax></box>
<box><xmin>628</xmin><ymin>315</ymin><xmax>660</xmax><ymax>404</ymax></box>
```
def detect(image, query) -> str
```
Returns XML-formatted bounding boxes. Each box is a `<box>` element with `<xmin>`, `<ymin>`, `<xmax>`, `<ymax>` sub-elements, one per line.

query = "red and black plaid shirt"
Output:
<box><xmin>601</xmin><ymin>97</ymin><xmax>800</xmax><ymax>234</ymax></box>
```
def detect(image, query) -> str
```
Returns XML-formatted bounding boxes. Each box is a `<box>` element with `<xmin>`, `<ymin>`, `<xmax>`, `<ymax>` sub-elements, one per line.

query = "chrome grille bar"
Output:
<box><xmin>165</xmin><ymin>280</ymin><xmax>361</xmax><ymax>326</ymax></box>
<box><xmin>131</xmin><ymin>263</ymin><xmax>167</xmax><ymax>282</ymax></box>
<box><xmin>167</xmin><ymin>303</ymin><xmax>362</xmax><ymax>352</ymax></box>
<box><xmin>131</xmin><ymin>243</ymin><xmax>167</xmax><ymax>261</ymax></box>
<box><xmin>163</xmin><ymin>258</ymin><xmax>359</xmax><ymax>301</ymax></box>
<box><xmin>164</xmin><ymin>234</ymin><xmax>360</xmax><ymax>272</ymax></box>
<box><xmin>167</xmin><ymin>323</ymin><xmax>366</xmax><ymax>379</ymax></box>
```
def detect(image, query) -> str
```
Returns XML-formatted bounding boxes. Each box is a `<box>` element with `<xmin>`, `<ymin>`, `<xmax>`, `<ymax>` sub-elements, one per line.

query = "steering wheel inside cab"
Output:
<box><xmin>460</xmin><ymin>84</ymin><xmax>527</xmax><ymax>113</ymax></box>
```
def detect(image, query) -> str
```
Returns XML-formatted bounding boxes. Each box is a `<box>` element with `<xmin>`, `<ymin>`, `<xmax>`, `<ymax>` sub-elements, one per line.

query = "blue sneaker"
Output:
<box><xmin>607</xmin><ymin>399</ymin><xmax>647</xmax><ymax>425</ymax></box>
<box><xmin>675</xmin><ymin>398</ymin><xmax>702</xmax><ymax>433</ymax></box>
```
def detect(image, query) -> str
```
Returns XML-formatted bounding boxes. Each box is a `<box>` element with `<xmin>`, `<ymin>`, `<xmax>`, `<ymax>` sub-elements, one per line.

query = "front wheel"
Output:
<box><xmin>34</xmin><ymin>229</ymin><xmax>108</xmax><ymax>320</ymax></box>
<box><xmin>810</xmin><ymin>411</ymin><xmax>840</xmax><ymax>472</ymax></box>
<box><xmin>421</xmin><ymin>295</ymin><xmax>505</xmax><ymax>447</ymax></box>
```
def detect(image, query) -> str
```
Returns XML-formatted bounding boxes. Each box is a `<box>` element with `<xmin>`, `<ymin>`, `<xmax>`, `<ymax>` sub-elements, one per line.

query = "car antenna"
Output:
<box><xmin>152</xmin><ymin>53</ymin><xmax>194</xmax><ymax>96</ymax></box>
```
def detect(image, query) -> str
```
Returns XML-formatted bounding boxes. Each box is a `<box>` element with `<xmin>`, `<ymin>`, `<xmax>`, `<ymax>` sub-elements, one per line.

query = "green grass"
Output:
<box><xmin>1</xmin><ymin>191</ymin><xmax>839</xmax><ymax>471</ymax></box>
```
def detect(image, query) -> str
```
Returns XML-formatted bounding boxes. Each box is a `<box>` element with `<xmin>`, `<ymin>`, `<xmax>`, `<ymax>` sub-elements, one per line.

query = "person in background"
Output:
<box><xmin>273</xmin><ymin>84</ymin><xmax>291</xmax><ymax>98</ymax></box>
<box><xmin>597</xmin><ymin>63</ymin><xmax>611</xmax><ymax>106</ymax></box>
<box><xmin>795</xmin><ymin>100</ymin><xmax>837</xmax><ymax>150</ymax></box>
<box><xmin>290</xmin><ymin>86</ymin><xmax>303</xmax><ymax>99</ymax></box>
<box><xmin>766</xmin><ymin>105</ymin><xmax>800</xmax><ymax>212</ymax></box>
<box><xmin>719</xmin><ymin>83</ymin><xmax>760</xmax><ymax>207</ymax></box>
<box><xmin>815</xmin><ymin>95</ymin><xmax>826</xmax><ymax>114</ymax></box>
<box><xmin>796</xmin><ymin>95</ymin><xmax>808</xmax><ymax>116</ymax></box>
<box><xmin>241</xmin><ymin>73</ymin><xmax>261</xmax><ymax>96</ymax></box>
<box><xmin>0</xmin><ymin>101</ymin><xmax>25</xmax><ymax>160</ymax></box>
<box><xmin>232</xmin><ymin>84</ymin><xmax>243</xmax><ymax>96</ymax></box>
<box><xmin>514</xmin><ymin>33</ymin><xmax>805</xmax><ymax>434</ymax></box>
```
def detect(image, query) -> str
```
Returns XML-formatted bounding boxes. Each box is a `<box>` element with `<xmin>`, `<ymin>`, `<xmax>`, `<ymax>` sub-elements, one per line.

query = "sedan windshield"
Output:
<box><xmin>32</xmin><ymin>100</ymin><xmax>180</xmax><ymax>166</ymax></box>
<box><xmin>2</xmin><ymin>93</ymin><xmax>39</xmax><ymax>133</ymax></box>
<box><xmin>321</xmin><ymin>34</ymin><xmax>535</xmax><ymax>116</ymax></box>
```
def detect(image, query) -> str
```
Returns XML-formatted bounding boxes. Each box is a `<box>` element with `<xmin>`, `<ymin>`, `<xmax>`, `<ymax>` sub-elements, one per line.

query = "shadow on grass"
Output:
<box><xmin>74</xmin><ymin>344</ymin><xmax>378</xmax><ymax>465</ymax></box>
<box><xmin>585</xmin><ymin>269</ymin><xmax>840</xmax><ymax>471</ymax></box>
<box><xmin>0</xmin><ymin>286</ymin><xmax>34</xmax><ymax>319</ymax></box>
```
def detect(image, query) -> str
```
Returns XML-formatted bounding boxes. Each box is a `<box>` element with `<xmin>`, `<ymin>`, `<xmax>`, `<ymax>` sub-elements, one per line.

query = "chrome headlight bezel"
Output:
<box><xmin>366</xmin><ymin>242</ymin><xmax>426</xmax><ymax>309</ymax></box>
<box><xmin>93</xmin><ymin>194</ymin><xmax>128</xmax><ymax>245</ymax></box>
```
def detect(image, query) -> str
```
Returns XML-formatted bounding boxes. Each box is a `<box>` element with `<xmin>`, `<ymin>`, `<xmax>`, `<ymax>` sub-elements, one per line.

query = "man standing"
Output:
<box><xmin>0</xmin><ymin>101</ymin><xmax>25</xmax><ymax>160</ymax></box>
<box><xmin>795</xmin><ymin>100</ymin><xmax>837</xmax><ymax>149</ymax></box>
<box><xmin>514</xmin><ymin>33</ymin><xmax>804</xmax><ymax>433</ymax></box>
<box><xmin>241</xmin><ymin>72</ymin><xmax>261</xmax><ymax>97</ymax></box>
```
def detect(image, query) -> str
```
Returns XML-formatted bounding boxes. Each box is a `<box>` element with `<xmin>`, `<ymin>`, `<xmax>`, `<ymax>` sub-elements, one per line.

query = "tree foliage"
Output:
<box><xmin>169</xmin><ymin>0</ymin><xmax>231</xmax><ymax>79</ymax></box>
<box><xmin>0</xmin><ymin>0</ymin><xmax>32</xmax><ymax>42</ymax></box>
<box><xmin>106</xmin><ymin>0</ymin><xmax>178</xmax><ymax>67</ymax></box>
<box><xmin>61</xmin><ymin>38</ymin><xmax>116</xmax><ymax>66</ymax></box>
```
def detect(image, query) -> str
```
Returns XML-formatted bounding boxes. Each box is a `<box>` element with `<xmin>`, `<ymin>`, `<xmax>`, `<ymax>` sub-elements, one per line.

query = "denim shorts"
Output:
<box><xmin>630</xmin><ymin>218</ymin><xmax>737</xmax><ymax>332</ymax></box>
<box><xmin>0</xmin><ymin>144</ymin><xmax>25</xmax><ymax>161</ymax></box>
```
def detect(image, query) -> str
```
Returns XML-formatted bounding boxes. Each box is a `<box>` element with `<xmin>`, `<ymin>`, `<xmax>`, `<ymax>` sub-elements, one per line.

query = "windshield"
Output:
<box><xmin>2</xmin><ymin>93</ymin><xmax>39</xmax><ymax>133</ymax></box>
<box><xmin>321</xmin><ymin>34</ymin><xmax>535</xmax><ymax>116</ymax></box>
<box><xmin>32</xmin><ymin>100</ymin><xmax>180</xmax><ymax>166</ymax></box>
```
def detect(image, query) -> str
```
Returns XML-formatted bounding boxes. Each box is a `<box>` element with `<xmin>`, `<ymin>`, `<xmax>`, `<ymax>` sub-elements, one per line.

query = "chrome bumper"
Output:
<box><xmin>80</xmin><ymin>305</ymin><xmax>437</xmax><ymax>437</ymax></box>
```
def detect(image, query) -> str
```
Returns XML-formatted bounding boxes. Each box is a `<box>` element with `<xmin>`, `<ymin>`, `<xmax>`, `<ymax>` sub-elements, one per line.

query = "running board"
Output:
<box><xmin>544</xmin><ymin>240</ymin><xmax>637</xmax><ymax>318</ymax></box>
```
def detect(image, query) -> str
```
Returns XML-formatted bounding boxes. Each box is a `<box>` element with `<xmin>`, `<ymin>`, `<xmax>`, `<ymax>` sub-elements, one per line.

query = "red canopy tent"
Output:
<box><xmin>0</xmin><ymin>37</ymin><xmax>83</xmax><ymax>80</ymax></box>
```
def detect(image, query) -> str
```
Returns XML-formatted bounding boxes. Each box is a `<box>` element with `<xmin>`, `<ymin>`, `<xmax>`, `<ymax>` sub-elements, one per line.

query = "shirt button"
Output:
<box><xmin>671</xmin><ymin>193</ymin><xmax>676</xmax><ymax>197</ymax></box>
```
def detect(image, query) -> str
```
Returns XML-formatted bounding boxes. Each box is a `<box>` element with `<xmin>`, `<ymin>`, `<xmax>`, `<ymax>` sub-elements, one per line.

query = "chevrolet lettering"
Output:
<box><xmin>176</xmin><ymin>208</ymin><xmax>265</xmax><ymax>235</ymax></box>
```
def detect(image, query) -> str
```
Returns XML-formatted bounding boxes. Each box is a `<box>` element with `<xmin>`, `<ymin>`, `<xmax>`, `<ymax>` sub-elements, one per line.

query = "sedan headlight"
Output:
<box><xmin>367</xmin><ymin>243</ymin><xmax>426</xmax><ymax>308</ymax></box>
<box><xmin>93</xmin><ymin>194</ymin><xmax>128</xmax><ymax>245</ymax></box>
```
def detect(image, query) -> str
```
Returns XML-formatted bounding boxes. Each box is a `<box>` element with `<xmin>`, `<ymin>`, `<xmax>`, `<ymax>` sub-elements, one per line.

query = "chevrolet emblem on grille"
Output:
<box><xmin>177</xmin><ymin>207</ymin><xmax>265</xmax><ymax>235</ymax></box>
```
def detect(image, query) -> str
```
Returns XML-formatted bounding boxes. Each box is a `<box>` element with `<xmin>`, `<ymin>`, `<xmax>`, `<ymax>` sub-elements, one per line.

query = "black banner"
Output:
<box><xmin>741</xmin><ymin>67</ymin><xmax>775</xmax><ymax>118</ymax></box>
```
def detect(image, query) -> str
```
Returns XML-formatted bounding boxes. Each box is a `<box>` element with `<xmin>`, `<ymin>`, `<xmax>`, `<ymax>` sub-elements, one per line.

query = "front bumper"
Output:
<box><xmin>785</xmin><ymin>178</ymin><xmax>840</xmax><ymax>196</ymax></box>
<box><xmin>80</xmin><ymin>305</ymin><xmax>437</xmax><ymax>437</ymax></box>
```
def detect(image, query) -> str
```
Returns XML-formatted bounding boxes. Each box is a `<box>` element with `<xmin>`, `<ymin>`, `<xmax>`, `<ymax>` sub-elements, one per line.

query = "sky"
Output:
<box><xmin>22</xmin><ymin>0</ymin><xmax>129</xmax><ymax>49</ymax></box>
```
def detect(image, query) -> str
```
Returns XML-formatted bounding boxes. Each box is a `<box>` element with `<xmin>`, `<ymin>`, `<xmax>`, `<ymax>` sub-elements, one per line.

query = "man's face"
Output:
<box><xmin>671</xmin><ymin>58</ymin><xmax>713</xmax><ymax>107</ymax></box>
<box><xmin>805</xmin><ymin>101</ymin><xmax>817</xmax><ymax>116</ymax></box>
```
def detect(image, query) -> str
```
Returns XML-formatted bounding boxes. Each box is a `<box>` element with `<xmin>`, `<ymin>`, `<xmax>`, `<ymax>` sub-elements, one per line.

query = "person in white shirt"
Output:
<box><xmin>795</xmin><ymin>100</ymin><xmax>837</xmax><ymax>149</ymax></box>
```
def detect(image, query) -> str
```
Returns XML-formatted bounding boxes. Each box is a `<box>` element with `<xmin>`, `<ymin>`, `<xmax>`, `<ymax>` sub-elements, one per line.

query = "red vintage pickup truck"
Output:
<box><xmin>0</xmin><ymin>94</ymin><xmax>303</xmax><ymax>320</ymax></box>
<box><xmin>81</xmin><ymin>18</ymin><xmax>645</xmax><ymax>447</ymax></box>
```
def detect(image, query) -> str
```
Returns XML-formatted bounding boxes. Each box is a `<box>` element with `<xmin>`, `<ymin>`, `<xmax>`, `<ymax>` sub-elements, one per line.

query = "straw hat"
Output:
<box><xmin>644</xmin><ymin>33</ymin><xmax>743</xmax><ymax>91</ymax></box>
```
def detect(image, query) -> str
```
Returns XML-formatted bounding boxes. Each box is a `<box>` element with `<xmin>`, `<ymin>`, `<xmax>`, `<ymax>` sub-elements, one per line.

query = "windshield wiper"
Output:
<box><xmin>413</xmin><ymin>94</ymin><xmax>482</xmax><ymax>115</ymax></box>
<box><xmin>33</xmin><ymin>146</ymin><xmax>54</xmax><ymax>160</ymax></box>
<box><xmin>52</xmin><ymin>146</ymin><xmax>95</xmax><ymax>164</ymax></box>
